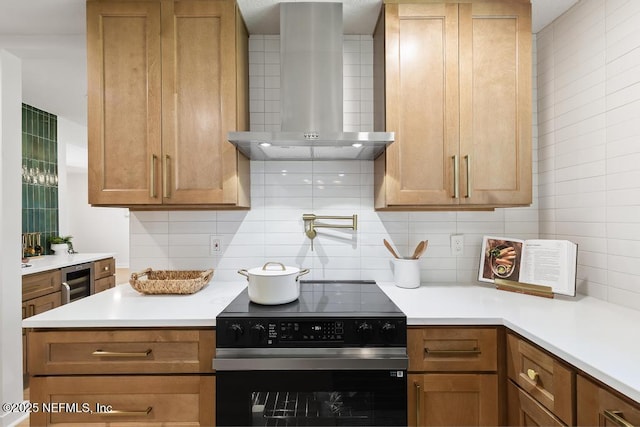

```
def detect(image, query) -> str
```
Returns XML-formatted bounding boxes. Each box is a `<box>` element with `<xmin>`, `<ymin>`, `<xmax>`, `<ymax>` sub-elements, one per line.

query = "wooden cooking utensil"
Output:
<box><xmin>411</xmin><ymin>240</ymin><xmax>428</xmax><ymax>259</ymax></box>
<box><xmin>383</xmin><ymin>239</ymin><xmax>400</xmax><ymax>259</ymax></box>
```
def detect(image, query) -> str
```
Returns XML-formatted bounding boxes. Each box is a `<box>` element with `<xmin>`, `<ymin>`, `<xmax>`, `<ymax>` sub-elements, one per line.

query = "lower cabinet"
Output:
<box><xmin>30</xmin><ymin>375</ymin><xmax>214</xmax><ymax>426</ymax></box>
<box><xmin>407</xmin><ymin>327</ymin><xmax>501</xmax><ymax>426</ymax></box>
<box><xmin>506</xmin><ymin>332</ymin><xmax>575</xmax><ymax>426</ymax></box>
<box><xmin>577</xmin><ymin>374</ymin><xmax>640</xmax><ymax>426</ymax></box>
<box><xmin>410</xmin><ymin>373</ymin><xmax>498</xmax><ymax>426</ymax></box>
<box><xmin>28</xmin><ymin>328</ymin><xmax>216</xmax><ymax>426</ymax></box>
<box><xmin>93</xmin><ymin>257</ymin><xmax>116</xmax><ymax>293</ymax></box>
<box><xmin>22</xmin><ymin>270</ymin><xmax>62</xmax><ymax>377</ymax></box>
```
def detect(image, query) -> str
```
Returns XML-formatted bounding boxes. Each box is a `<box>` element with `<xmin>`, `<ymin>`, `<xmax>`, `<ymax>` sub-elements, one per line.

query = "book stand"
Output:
<box><xmin>494</xmin><ymin>278</ymin><xmax>554</xmax><ymax>299</ymax></box>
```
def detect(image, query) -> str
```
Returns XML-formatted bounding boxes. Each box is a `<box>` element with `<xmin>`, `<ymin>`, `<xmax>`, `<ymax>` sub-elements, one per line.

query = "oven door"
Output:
<box><xmin>215</xmin><ymin>349</ymin><xmax>408</xmax><ymax>426</ymax></box>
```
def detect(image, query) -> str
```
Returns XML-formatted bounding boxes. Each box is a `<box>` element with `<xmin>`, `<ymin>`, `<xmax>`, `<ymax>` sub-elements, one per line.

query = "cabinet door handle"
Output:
<box><xmin>414</xmin><ymin>381</ymin><xmax>421</xmax><ymax>425</ymax></box>
<box><xmin>425</xmin><ymin>347</ymin><xmax>481</xmax><ymax>357</ymax></box>
<box><xmin>28</xmin><ymin>304</ymin><xmax>36</xmax><ymax>317</ymax></box>
<box><xmin>452</xmin><ymin>155</ymin><xmax>459</xmax><ymax>199</ymax></box>
<box><xmin>101</xmin><ymin>406</ymin><xmax>153</xmax><ymax>417</ymax></box>
<box><xmin>603</xmin><ymin>410</ymin><xmax>634</xmax><ymax>427</ymax></box>
<box><xmin>163</xmin><ymin>154</ymin><xmax>171</xmax><ymax>199</ymax></box>
<box><xmin>150</xmin><ymin>154</ymin><xmax>157</xmax><ymax>198</ymax></box>
<box><xmin>527</xmin><ymin>368</ymin><xmax>539</xmax><ymax>382</ymax></box>
<box><xmin>92</xmin><ymin>349</ymin><xmax>152</xmax><ymax>358</ymax></box>
<box><xmin>464</xmin><ymin>154</ymin><xmax>471</xmax><ymax>198</ymax></box>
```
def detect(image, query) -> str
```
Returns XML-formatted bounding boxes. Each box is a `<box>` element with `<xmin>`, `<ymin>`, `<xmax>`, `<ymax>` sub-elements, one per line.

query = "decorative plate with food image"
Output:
<box><xmin>488</xmin><ymin>244</ymin><xmax>518</xmax><ymax>279</ymax></box>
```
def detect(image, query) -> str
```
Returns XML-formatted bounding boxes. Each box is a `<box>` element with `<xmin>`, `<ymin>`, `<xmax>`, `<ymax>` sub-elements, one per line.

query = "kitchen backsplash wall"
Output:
<box><xmin>130</xmin><ymin>35</ymin><xmax>540</xmax><ymax>284</ymax></box>
<box><xmin>537</xmin><ymin>0</ymin><xmax>640</xmax><ymax>310</ymax></box>
<box><xmin>21</xmin><ymin>104</ymin><xmax>59</xmax><ymax>253</ymax></box>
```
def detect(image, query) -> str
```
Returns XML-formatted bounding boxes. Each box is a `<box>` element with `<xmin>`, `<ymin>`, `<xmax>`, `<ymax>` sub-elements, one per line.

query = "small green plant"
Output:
<box><xmin>48</xmin><ymin>235</ymin><xmax>73</xmax><ymax>244</ymax></box>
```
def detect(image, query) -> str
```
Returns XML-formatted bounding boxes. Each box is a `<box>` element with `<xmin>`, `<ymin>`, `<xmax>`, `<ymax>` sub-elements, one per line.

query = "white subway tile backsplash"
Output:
<box><xmin>128</xmin><ymin>14</ymin><xmax>640</xmax><ymax>312</ymax></box>
<box><xmin>130</xmin><ymin>219</ymin><xmax>168</xmax><ymax>235</ymax></box>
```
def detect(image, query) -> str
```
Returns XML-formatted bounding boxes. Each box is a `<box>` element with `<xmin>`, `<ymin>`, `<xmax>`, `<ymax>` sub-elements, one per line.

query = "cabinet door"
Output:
<box><xmin>380</xmin><ymin>3</ymin><xmax>460</xmax><ymax>207</ymax></box>
<box><xmin>458</xmin><ymin>2</ymin><xmax>532</xmax><ymax>206</ymax></box>
<box><xmin>87</xmin><ymin>0</ymin><xmax>163</xmax><ymax>205</ymax></box>
<box><xmin>577</xmin><ymin>375</ymin><xmax>640</xmax><ymax>426</ymax></box>
<box><xmin>162</xmin><ymin>0</ymin><xmax>249</xmax><ymax>206</ymax></box>
<box><xmin>409</xmin><ymin>373</ymin><xmax>499</xmax><ymax>426</ymax></box>
<box><xmin>23</xmin><ymin>292</ymin><xmax>62</xmax><ymax>376</ymax></box>
<box><xmin>507</xmin><ymin>380</ymin><xmax>564</xmax><ymax>427</ymax></box>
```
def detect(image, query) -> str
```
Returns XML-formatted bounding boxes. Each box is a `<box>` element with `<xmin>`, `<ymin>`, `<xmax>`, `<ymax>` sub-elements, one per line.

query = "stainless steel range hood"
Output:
<box><xmin>228</xmin><ymin>2</ymin><xmax>394</xmax><ymax>161</ymax></box>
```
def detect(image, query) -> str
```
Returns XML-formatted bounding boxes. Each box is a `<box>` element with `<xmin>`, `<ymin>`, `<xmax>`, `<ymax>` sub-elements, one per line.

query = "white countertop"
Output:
<box><xmin>22</xmin><ymin>253</ymin><xmax>116</xmax><ymax>275</ymax></box>
<box><xmin>22</xmin><ymin>279</ymin><xmax>640</xmax><ymax>403</ymax></box>
<box><xmin>22</xmin><ymin>280</ymin><xmax>247</xmax><ymax>328</ymax></box>
<box><xmin>377</xmin><ymin>282</ymin><xmax>640</xmax><ymax>404</ymax></box>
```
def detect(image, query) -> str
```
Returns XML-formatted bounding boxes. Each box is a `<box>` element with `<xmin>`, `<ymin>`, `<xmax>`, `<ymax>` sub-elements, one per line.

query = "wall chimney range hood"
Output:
<box><xmin>228</xmin><ymin>2</ymin><xmax>394</xmax><ymax>160</ymax></box>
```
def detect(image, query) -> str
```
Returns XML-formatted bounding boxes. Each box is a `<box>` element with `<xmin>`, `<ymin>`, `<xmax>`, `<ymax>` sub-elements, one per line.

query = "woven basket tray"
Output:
<box><xmin>129</xmin><ymin>268</ymin><xmax>214</xmax><ymax>295</ymax></box>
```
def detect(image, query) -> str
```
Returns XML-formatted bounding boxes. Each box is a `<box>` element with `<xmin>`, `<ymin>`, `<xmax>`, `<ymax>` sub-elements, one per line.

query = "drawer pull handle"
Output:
<box><xmin>527</xmin><ymin>368</ymin><xmax>539</xmax><ymax>382</ymax></box>
<box><xmin>102</xmin><ymin>406</ymin><xmax>153</xmax><ymax>417</ymax></box>
<box><xmin>104</xmin><ymin>266</ymin><xmax>109</xmax><ymax>271</ymax></box>
<box><xmin>603</xmin><ymin>410</ymin><xmax>634</xmax><ymax>427</ymax></box>
<box><xmin>425</xmin><ymin>348</ymin><xmax>481</xmax><ymax>357</ymax></box>
<box><xmin>92</xmin><ymin>349</ymin><xmax>152</xmax><ymax>358</ymax></box>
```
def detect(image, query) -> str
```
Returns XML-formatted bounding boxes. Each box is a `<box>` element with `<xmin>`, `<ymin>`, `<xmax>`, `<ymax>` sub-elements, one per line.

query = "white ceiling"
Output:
<box><xmin>0</xmin><ymin>0</ymin><xmax>579</xmax><ymax>129</ymax></box>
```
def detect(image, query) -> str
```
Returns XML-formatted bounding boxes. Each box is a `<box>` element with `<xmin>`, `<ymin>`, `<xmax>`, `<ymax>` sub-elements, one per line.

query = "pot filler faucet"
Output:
<box><xmin>302</xmin><ymin>214</ymin><xmax>358</xmax><ymax>251</ymax></box>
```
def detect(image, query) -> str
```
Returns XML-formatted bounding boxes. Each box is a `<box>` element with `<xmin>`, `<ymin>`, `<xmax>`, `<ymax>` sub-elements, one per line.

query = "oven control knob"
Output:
<box><xmin>380</xmin><ymin>322</ymin><xmax>397</xmax><ymax>341</ymax></box>
<box><xmin>227</xmin><ymin>323</ymin><xmax>245</xmax><ymax>342</ymax></box>
<box><xmin>356</xmin><ymin>321</ymin><xmax>374</xmax><ymax>343</ymax></box>
<box><xmin>250</xmin><ymin>323</ymin><xmax>267</xmax><ymax>344</ymax></box>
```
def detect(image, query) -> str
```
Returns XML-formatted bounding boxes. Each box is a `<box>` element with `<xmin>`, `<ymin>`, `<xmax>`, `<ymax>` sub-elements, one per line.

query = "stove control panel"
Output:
<box><xmin>276</xmin><ymin>320</ymin><xmax>345</xmax><ymax>342</ymax></box>
<box><xmin>217</xmin><ymin>317</ymin><xmax>406</xmax><ymax>348</ymax></box>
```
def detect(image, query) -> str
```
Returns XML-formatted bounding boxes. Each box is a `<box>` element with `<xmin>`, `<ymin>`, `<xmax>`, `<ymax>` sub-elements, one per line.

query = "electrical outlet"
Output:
<box><xmin>210</xmin><ymin>235</ymin><xmax>221</xmax><ymax>255</ymax></box>
<box><xmin>451</xmin><ymin>234</ymin><xmax>464</xmax><ymax>256</ymax></box>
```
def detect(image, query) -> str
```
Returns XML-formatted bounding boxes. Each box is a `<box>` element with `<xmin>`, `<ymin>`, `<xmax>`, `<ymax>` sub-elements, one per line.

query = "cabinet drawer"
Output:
<box><xmin>23</xmin><ymin>292</ymin><xmax>62</xmax><ymax>319</ymax></box>
<box><xmin>94</xmin><ymin>275</ymin><xmax>115</xmax><ymax>293</ymax></box>
<box><xmin>93</xmin><ymin>257</ymin><xmax>115</xmax><ymax>280</ymax></box>
<box><xmin>507</xmin><ymin>333</ymin><xmax>574</xmax><ymax>425</ymax></box>
<box><xmin>23</xmin><ymin>270</ymin><xmax>61</xmax><ymax>301</ymax></box>
<box><xmin>577</xmin><ymin>374</ymin><xmax>640</xmax><ymax>426</ymax></box>
<box><xmin>408</xmin><ymin>327</ymin><xmax>498</xmax><ymax>372</ymax></box>
<box><xmin>508</xmin><ymin>380</ymin><xmax>564</xmax><ymax>426</ymax></box>
<box><xmin>29</xmin><ymin>375</ymin><xmax>214</xmax><ymax>426</ymax></box>
<box><xmin>28</xmin><ymin>329</ymin><xmax>215</xmax><ymax>375</ymax></box>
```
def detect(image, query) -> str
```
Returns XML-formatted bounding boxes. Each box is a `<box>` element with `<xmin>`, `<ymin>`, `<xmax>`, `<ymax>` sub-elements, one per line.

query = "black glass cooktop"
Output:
<box><xmin>217</xmin><ymin>280</ymin><xmax>407</xmax><ymax>348</ymax></box>
<box><xmin>218</xmin><ymin>280</ymin><xmax>404</xmax><ymax>318</ymax></box>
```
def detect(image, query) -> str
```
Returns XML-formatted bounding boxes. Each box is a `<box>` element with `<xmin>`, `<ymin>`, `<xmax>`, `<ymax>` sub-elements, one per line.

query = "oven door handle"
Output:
<box><xmin>213</xmin><ymin>356</ymin><xmax>408</xmax><ymax>371</ymax></box>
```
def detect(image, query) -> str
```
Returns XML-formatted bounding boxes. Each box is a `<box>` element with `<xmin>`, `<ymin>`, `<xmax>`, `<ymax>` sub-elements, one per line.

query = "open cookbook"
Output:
<box><xmin>478</xmin><ymin>236</ymin><xmax>578</xmax><ymax>297</ymax></box>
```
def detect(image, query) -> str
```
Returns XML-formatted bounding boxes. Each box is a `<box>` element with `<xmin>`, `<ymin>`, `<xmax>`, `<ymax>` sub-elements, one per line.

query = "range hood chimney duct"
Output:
<box><xmin>228</xmin><ymin>2</ymin><xmax>394</xmax><ymax>161</ymax></box>
<box><xmin>281</xmin><ymin>2</ymin><xmax>343</xmax><ymax>133</ymax></box>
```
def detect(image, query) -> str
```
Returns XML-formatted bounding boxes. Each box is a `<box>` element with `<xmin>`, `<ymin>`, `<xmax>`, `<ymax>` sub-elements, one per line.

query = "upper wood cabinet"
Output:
<box><xmin>374</xmin><ymin>0</ymin><xmax>532</xmax><ymax>210</ymax></box>
<box><xmin>87</xmin><ymin>0</ymin><xmax>250</xmax><ymax>208</ymax></box>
